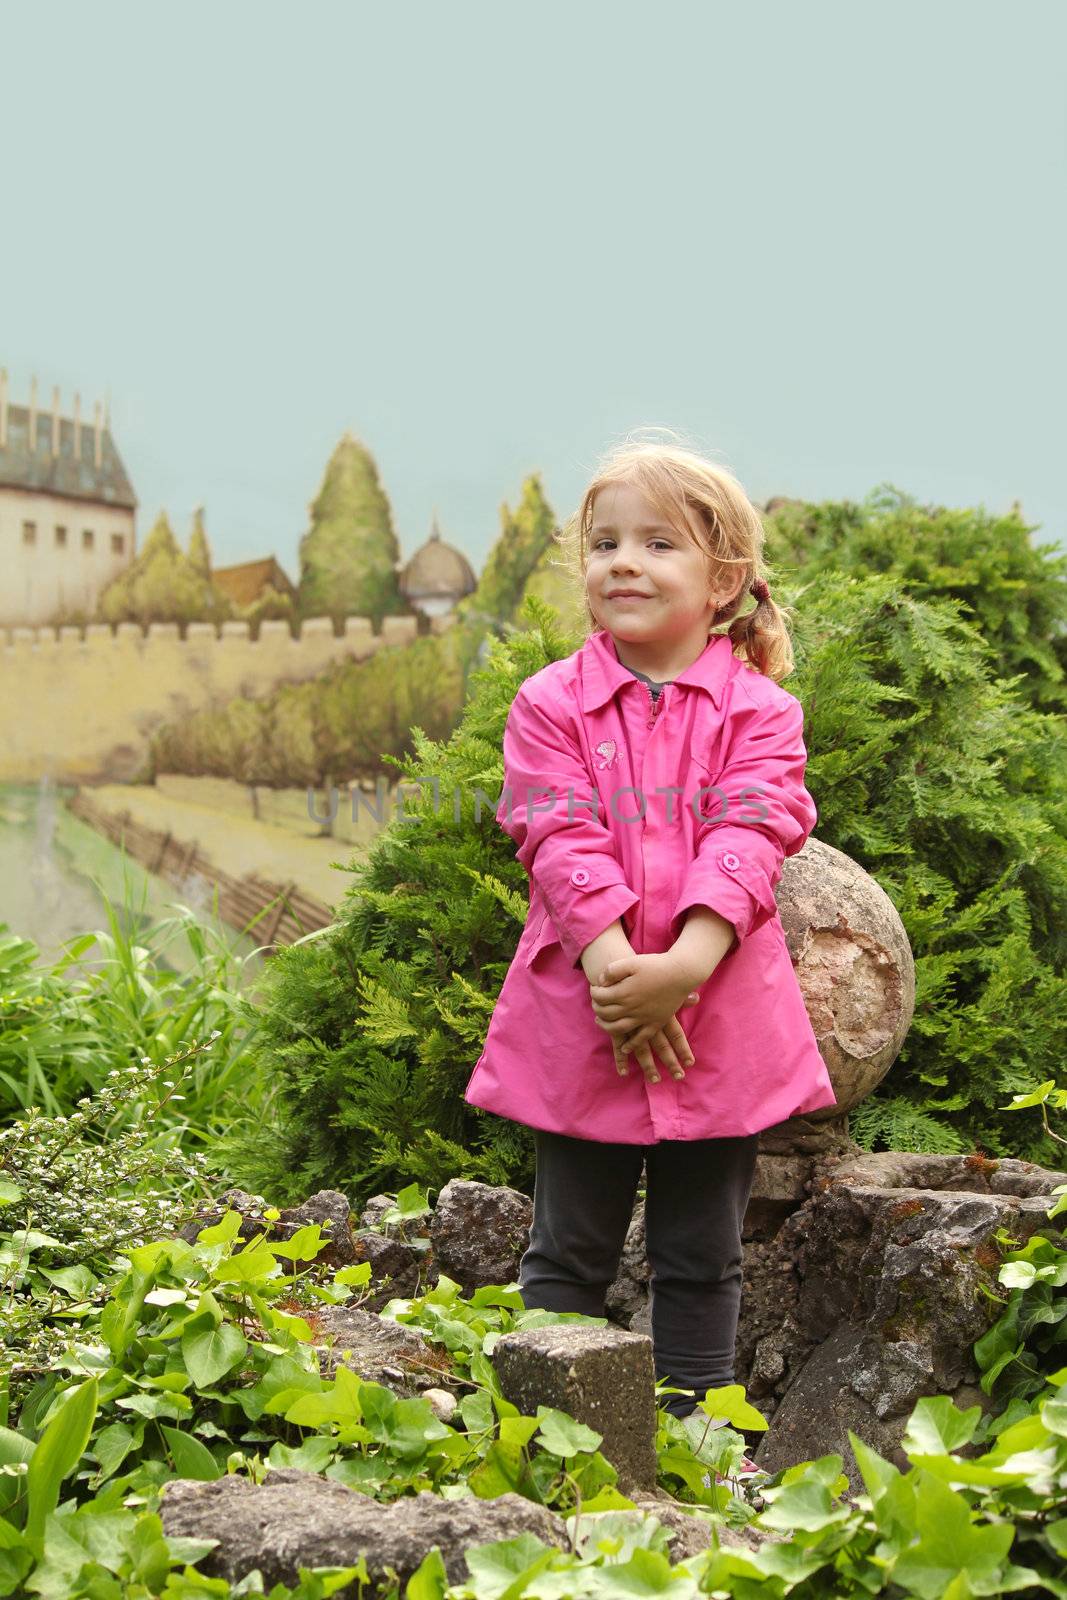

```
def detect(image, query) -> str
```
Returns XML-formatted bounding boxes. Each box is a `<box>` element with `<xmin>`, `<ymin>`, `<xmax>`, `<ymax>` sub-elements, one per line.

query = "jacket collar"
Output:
<box><xmin>579</xmin><ymin>628</ymin><xmax>733</xmax><ymax>713</ymax></box>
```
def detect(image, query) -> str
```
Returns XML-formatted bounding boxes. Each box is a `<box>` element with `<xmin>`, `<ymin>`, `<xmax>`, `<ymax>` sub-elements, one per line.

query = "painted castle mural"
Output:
<box><xmin>0</xmin><ymin>370</ymin><xmax>498</xmax><ymax>789</ymax></box>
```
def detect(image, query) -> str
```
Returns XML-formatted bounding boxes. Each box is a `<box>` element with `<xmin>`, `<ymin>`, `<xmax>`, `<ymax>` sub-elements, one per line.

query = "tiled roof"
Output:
<box><xmin>212</xmin><ymin>557</ymin><xmax>297</xmax><ymax>606</ymax></box>
<box><xmin>0</xmin><ymin>403</ymin><xmax>136</xmax><ymax>510</ymax></box>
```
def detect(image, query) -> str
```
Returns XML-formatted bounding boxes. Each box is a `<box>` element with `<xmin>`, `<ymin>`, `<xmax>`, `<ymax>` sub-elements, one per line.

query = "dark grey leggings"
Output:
<box><xmin>518</xmin><ymin>1128</ymin><xmax>760</xmax><ymax>1419</ymax></box>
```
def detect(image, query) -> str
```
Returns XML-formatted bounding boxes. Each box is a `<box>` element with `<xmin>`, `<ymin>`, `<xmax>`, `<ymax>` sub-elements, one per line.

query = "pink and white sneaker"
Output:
<box><xmin>706</xmin><ymin>1453</ymin><xmax>767</xmax><ymax>1495</ymax></box>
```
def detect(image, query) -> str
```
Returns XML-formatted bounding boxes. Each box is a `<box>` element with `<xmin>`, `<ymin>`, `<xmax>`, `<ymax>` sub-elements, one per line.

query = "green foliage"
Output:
<box><xmin>968</xmin><ymin>1080</ymin><xmax>1067</xmax><ymax>1413</ymax></box>
<box><xmin>787</xmin><ymin>571</ymin><xmax>1067</xmax><ymax>1161</ymax></box>
<box><xmin>97</xmin><ymin>512</ymin><xmax>234</xmax><ymax>631</ymax></box>
<box><xmin>0</xmin><ymin>1048</ymin><xmax>216</xmax><ymax>1388</ymax></box>
<box><xmin>296</xmin><ymin>434</ymin><xmax>409</xmax><ymax>629</ymax></box>
<box><xmin>763</xmin><ymin>483</ymin><xmax>1067</xmax><ymax>713</ymax></box>
<box><xmin>0</xmin><ymin>879</ymin><xmax>266</xmax><ymax>1147</ymax></box>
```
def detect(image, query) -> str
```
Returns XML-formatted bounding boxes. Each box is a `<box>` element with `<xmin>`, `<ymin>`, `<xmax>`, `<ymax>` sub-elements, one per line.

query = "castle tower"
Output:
<box><xmin>0</xmin><ymin>370</ymin><xmax>137</xmax><ymax>627</ymax></box>
<box><xmin>397</xmin><ymin>508</ymin><xmax>477</xmax><ymax>619</ymax></box>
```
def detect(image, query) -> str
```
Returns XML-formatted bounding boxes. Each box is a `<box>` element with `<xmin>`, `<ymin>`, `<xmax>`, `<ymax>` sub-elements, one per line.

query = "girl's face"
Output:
<box><xmin>585</xmin><ymin>481</ymin><xmax>739</xmax><ymax>649</ymax></box>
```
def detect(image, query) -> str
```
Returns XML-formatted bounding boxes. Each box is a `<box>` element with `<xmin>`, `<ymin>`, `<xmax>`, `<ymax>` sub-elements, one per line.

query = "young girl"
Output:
<box><xmin>464</xmin><ymin>438</ymin><xmax>838</xmax><ymax>1482</ymax></box>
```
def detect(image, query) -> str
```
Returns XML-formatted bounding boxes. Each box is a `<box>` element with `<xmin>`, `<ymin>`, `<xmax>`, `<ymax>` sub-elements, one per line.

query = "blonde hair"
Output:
<box><xmin>556</xmin><ymin>432</ymin><xmax>796</xmax><ymax>682</ymax></box>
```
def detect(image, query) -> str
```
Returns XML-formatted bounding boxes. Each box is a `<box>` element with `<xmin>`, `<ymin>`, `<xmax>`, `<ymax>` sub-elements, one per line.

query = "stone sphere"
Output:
<box><xmin>761</xmin><ymin>837</ymin><xmax>915</xmax><ymax>1149</ymax></box>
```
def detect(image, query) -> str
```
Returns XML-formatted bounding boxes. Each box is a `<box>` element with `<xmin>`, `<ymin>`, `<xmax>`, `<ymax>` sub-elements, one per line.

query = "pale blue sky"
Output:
<box><xmin>3</xmin><ymin>0</ymin><xmax>1064</xmax><ymax>580</ymax></box>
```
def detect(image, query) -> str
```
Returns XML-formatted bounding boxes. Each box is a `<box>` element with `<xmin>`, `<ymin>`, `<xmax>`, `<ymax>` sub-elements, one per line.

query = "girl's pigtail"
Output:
<box><xmin>722</xmin><ymin>574</ymin><xmax>795</xmax><ymax>682</ymax></box>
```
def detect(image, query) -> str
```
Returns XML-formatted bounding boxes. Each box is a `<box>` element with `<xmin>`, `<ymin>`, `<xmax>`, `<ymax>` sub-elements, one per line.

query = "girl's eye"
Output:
<box><xmin>592</xmin><ymin>538</ymin><xmax>674</xmax><ymax>552</ymax></box>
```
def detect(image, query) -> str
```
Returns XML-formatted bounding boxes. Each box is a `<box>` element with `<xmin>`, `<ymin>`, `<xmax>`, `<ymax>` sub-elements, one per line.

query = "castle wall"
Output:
<box><xmin>0</xmin><ymin>612</ymin><xmax>443</xmax><ymax>783</ymax></box>
<box><xmin>0</xmin><ymin>487</ymin><xmax>136</xmax><ymax>626</ymax></box>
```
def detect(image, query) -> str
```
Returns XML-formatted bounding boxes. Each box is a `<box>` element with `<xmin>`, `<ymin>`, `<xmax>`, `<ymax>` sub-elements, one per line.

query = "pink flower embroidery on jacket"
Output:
<box><xmin>594</xmin><ymin>738</ymin><xmax>617</xmax><ymax>770</ymax></box>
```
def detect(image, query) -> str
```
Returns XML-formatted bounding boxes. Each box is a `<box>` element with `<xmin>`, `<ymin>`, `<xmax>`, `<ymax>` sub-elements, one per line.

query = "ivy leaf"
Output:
<box><xmin>892</xmin><ymin>1467</ymin><xmax>1016</xmax><ymax>1598</ymax></box>
<box><xmin>498</xmin><ymin>1416</ymin><xmax>540</xmax><ymax>1451</ymax></box>
<box><xmin>534</xmin><ymin>1408</ymin><xmax>603</xmax><ymax>1459</ymax></box>
<box><xmin>406</xmin><ymin>1545</ymin><xmax>449</xmax><ymax>1600</ymax></box>
<box><xmin>1042</xmin><ymin>1381</ymin><xmax>1067</xmax><ymax>1438</ymax></box>
<box><xmin>87</xmin><ymin>1421</ymin><xmax>140</xmax><ymax>1485</ymax></box>
<box><xmin>691</xmin><ymin>1383</ymin><xmax>768</xmax><ymax>1433</ymax></box>
<box><xmin>468</xmin><ymin>1441</ymin><xmax>541</xmax><ymax>1502</ymax></box>
<box><xmin>181</xmin><ymin>1318</ymin><xmax>248</xmax><ymax>1388</ymax></box>
<box><xmin>902</xmin><ymin>1396</ymin><xmax>982</xmax><ymax>1456</ymax></box>
<box><xmin>462</xmin><ymin>1532</ymin><xmax>558</xmax><ymax>1600</ymax></box>
<box><xmin>270</xmin><ymin>1224</ymin><xmax>329</xmax><ymax>1263</ymax></box>
<box><xmin>266</xmin><ymin>1435</ymin><xmax>337</xmax><ymax>1474</ymax></box>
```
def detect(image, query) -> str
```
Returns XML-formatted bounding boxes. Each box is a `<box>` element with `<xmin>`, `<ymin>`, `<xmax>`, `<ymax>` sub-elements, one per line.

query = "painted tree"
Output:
<box><xmin>457</xmin><ymin>472</ymin><xmax>562</xmax><ymax>629</ymax></box>
<box><xmin>97</xmin><ymin>511</ymin><xmax>228</xmax><ymax>629</ymax></box>
<box><xmin>187</xmin><ymin>506</ymin><xmax>212</xmax><ymax>578</ymax></box>
<box><xmin>297</xmin><ymin>433</ymin><xmax>409</xmax><ymax>629</ymax></box>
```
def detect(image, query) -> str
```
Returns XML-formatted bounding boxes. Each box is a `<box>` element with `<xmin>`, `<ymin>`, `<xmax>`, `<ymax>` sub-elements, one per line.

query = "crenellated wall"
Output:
<box><xmin>0</xmin><ymin>611</ymin><xmax>457</xmax><ymax>783</ymax></box>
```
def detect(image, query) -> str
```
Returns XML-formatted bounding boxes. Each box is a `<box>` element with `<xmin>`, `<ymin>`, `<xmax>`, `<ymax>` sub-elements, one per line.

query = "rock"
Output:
<box><xmin>752</xmin><ymin>1160</ymin><xmax>1067</xmax><ymax>1488</ymax></box>
<box><xmin>159</xmin><ymin>1470</ymin><xmax>568</xmax><ymax>1592</ymax></box>
<box><xmin>491</xmin><ymin>1326</ymin><xmax>659</xmax><ymax>1496</ymax></box>
<box><xmin>757</xmin><ymin>1116</ymin><xmax>853</xmax><ymax>1155</ymax></box>
<box><xmin>177</xmin><ymin>1187</ymin><xmax>357</xmax><ymax>1270</ymax></box>
<box><xmin>314</xmin><ymin>1306</ymin><xmax>449</xmax><ymax>1396</ymax></box>
<box><xmin>358</xmin><ymin>1194</ymin><xmax>397</xmax><ymax>1231</ymax></box>
<box><xmin>762</xmin><ymin>837</ymin><xmax>916</xmax><ymax>1145</ymax></box>
<box><xmin>733</xmin><ymin>1233</ymin><xmax>804</xmax><ymax>1405</ymax></box>
<box><xmin>177</xmin><ymin>1186</ymin><xmax>269</xmax><ymax>1246</ymax></box>
<box><xmin>277</xmin><ymin>1190</ymin><xmax>358</xmax><ymax>1269</ymax></box>
<box><xmin>604</xmin><ymin>1201</ymin><xmax>650</xmax><ymax>1329</ymax></box>
<box><xmin>429</xmin><ymin>1179</ymin><xmax>533</xmax><ymax>1296</ymax></box>
<box><xmin>350</xmin><ymin>1228</ymin><xmax>424</xmax><ymax>1311</ymax></box>
<box><xmin>742</xmin><ymin>1153</ymin><xmax>815</xmax><ymax>1238</ymax></box>
<box><xmin>423</xmin><ymin>1388</ymin><xmax>459</xmax><ymax>1422</ymax></box>
<box><xmin>812</xmin><ymin>1149</ymin><xmax>1066</xmax><ymax>1200</ymax></box>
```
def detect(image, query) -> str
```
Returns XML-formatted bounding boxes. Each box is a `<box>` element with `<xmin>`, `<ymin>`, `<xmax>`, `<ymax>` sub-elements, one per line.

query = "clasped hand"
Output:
<box><xmin>588</xmin><ymin>953</ymin><xmax>700</xmax><ymax>1085</ymax></box>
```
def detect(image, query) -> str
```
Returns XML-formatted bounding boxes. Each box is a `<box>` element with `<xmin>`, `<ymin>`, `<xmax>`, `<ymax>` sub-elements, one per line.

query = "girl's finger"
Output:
<box><xmin>603</xmin><ymin>1015</ymin><xmax>641</xmax><ymax>1037</ymax></box>
<box><xmin>662</xmin><ymin>1016</ymin><xmax>696</xmax><ymax>1068</ymax></box>
<box><xmin>652</xmin><ymin>1031</ymin><xmax>686</xmax><ymax>1080</ymax></box>
<box><xmin>591</xmin><ymin>1001</ymin><xmax>630</xmax><ymax>1021</ymax></box>
<box><xmin>636</xmin><ymin>1046</ymin><xmax>660</xmax><ymax>1083</ymax></box>
<box><xmin>595</xmin><ymin>1016</ymin><xmax>641</xmax><ymax>1039</ymax></box>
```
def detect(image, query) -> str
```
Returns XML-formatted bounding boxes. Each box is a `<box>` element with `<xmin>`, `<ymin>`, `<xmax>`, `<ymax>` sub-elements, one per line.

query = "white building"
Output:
<box><xmin>0</xmin><ymin>371</ymin><xmax>137</xmax><ymax>628</ymax></box>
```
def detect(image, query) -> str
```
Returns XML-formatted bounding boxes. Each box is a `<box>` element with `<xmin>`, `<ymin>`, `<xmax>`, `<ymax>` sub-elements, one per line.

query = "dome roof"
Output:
<box><xmin>398</xmin><ymin>511</ymin><xmax>477</xmax><ymax>600</ymax></box>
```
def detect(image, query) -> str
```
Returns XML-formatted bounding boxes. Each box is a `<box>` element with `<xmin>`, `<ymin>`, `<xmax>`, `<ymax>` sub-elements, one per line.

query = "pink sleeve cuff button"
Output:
<box><xmin>569</xmin><ymin>867</ymin><xmax>591</xmax><ymax>887</ymax></box>
<box><xmin>721</xmin><ymin>852</ymin><xmax>742</xmax><ymax>871</ymax></box>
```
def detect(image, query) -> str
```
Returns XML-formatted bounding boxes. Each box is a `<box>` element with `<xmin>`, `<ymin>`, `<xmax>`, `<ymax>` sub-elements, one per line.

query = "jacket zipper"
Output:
<box><xmin>647</xmin><ymin>687</ymin><xmax>665</xmax><ymax>730</ymax></box>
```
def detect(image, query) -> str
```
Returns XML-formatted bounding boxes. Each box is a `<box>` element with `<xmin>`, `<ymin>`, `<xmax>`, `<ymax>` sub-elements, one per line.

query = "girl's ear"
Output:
<box><xmin>711</xmin><ymin>574</ymin><xmax>747</xmax><ymax>614</ymax></box>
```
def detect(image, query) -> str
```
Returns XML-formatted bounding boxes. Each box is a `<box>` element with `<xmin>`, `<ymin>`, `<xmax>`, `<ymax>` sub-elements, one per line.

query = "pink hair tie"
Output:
<box><xmin>750</xmin><ymin>578</ymin><xmax>770</xmax><ymax>603</ymax></box>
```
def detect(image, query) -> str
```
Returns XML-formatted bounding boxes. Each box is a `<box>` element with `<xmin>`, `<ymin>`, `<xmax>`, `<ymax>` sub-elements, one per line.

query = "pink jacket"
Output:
<box><xmin>464</xmin><ymin>628</ymin><xmax>838</xmax><ymax>1143</ymax></box>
